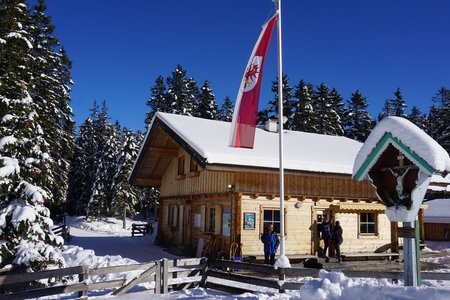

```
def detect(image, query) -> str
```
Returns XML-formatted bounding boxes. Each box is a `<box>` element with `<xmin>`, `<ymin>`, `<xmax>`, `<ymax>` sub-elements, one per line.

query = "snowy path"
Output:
<box><xmin>67</xmin><ymin>227</ymin><xmax>177</xmax><ymax>263</ymax></box>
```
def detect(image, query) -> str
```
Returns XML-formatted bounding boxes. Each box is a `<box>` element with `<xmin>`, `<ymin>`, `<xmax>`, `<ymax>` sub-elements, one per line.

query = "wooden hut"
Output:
<box><xmin>130</xmin><ymin>112</ymin><xmax>408</xmax><ymax>259</ymax></box>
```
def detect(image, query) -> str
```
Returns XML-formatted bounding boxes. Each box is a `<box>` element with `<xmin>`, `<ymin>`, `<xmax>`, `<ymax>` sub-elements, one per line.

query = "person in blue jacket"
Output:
<box><xmin>261</xmin><ymin>224</ymin><xmax>280</xmax><ymax>265</ymax></box>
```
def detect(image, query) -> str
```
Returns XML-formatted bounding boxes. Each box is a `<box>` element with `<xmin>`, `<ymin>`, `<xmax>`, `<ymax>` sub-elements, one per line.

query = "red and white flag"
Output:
<box><xmin>229</xmin><ymin>15</ymin><xmax>277</xmax><ymax>149</ymax></box>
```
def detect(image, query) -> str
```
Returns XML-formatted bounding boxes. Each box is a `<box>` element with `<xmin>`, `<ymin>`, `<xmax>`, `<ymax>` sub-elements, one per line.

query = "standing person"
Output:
<box><xmin>321</xmin><ymin>215</ymin><xmax>332</xmax><ymax>258</ymax></box>
<box><xmin>333</xmin><ymin>221</ymin><xmax>344</xmax><ymax>263</ymax></box>
<box><xmin>261</xmin><ymin>224</ymin><xmax>280</xmax><ymax>265</ymax></box>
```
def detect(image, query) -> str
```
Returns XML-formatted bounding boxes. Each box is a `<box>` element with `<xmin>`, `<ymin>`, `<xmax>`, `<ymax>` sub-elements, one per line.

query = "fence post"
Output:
<box><xmin>278</xmin><ymin>268</ymin><xmax>285</xmax><ymax>293</ymax></box>
<box><xmin>78</xmin><ymin>265</ymin><xmax>89</xmax><ymax>298</ymax></box>
<box><xmin>155</xmin><ymin>260</ymin><xmax>161</xmax><ymax>294</ymax></box>
<box><xmin>200</xmin><ymin>257</ymin><xmax>208</xmax><ymax>288</ymax></box>
<box><xmin>162</xmin><ymin>258</ymin><xmax>168</xmax><ymax>294</ymax></box>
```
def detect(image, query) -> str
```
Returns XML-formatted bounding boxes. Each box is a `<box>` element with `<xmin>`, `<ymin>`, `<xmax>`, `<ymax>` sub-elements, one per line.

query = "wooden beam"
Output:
<box><xmin>150</xmin><ymin>146</ymin><xmax>178</xmax><ymax>157</ymax></box>
<box><xmin>134</xmin><ymin>178</ymin><xmax>162</xmax><ymax>187</ymax></box>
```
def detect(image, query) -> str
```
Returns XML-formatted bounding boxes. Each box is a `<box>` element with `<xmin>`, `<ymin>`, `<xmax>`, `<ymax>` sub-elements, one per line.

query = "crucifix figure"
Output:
<box><xmin>388</xmin><ymin>154</ymin><xmax>411</xmax><ymax>200</ymax></box>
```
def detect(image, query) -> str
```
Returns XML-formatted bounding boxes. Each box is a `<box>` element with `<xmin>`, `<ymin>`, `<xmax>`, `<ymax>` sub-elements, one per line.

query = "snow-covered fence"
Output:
<box><xmin>206</xmin><ymin>259</ymin><xmax>450</xmax><ymax>293</ymax></box>
<box><xmin>52</xmin><ymin>224</ymin><xmax>70</xmax><ymax>241</ymax></box>
<box><xmin>131</xmin><ymin>223</ymin><xmax>153</xmax><ymax>236</ymax></box>
<box><xmin>0</xmin><ymin>257</ymin><xmax>204</xmax><ymax>299</ymax></box>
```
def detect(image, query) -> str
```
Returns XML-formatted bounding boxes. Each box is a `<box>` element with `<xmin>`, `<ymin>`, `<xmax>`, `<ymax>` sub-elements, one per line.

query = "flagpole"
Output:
<box><xmin>274</xmin><ymin>0</ymin><xmax>286</xmax><ymax>260</ymax></box>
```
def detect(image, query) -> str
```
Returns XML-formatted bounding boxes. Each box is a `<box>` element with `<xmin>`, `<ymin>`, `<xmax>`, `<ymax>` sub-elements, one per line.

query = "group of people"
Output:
<box><xmin>260</xmin><ymin>215</ymin><xmax>343</xmax><ymax>265</ymax></box>
<box><xmin>320</xmin><ymin>215</ymin><xmax>343</xmax><ymax>263</ymax></box>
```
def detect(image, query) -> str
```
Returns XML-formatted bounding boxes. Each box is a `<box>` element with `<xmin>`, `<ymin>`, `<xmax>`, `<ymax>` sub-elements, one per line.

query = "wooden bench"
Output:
<box><xmin>341</xmin><ymin>252</ymin><xmax>400</xmax><ymax>262</ymax></box>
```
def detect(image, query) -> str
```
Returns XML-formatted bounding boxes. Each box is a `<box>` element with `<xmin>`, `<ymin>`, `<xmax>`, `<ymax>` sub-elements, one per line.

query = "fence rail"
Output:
<box><xmin>3</xmin><ymin>257</ymin><xmax>450</xmax><ymax>298</ymax></box>
<box><xmin>131</xmin><ymin>223</ymin><xmax>153</xmax><ymax>237</ymax></box>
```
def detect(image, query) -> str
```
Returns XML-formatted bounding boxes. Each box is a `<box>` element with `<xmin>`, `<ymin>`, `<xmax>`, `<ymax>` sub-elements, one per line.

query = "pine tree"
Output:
<box><xmin>313</xmin><ymin>83</ymin><xmax>342</xmax><ymax>135</ymax></box>
<box><xmin>218</xmin><ymin>96</ymin><xmax>234</xmax><ymax>122</ymax></box>
<box><xmin>195</xmin><ymin>80</ymin><xmax>218</xmax><ymax>119</ymax></box>
<box><xmin>0</xmin><ymin>0</ymin><xmax>65</xmax><ymax>275</ymax></box>
<box><xmin>110</xmin><ymin>128</ymin><xmax>140</xmax><ymax>217</ymax></box>
<box><xmin>377</xmin><ymin>99</ymin><xmax>393</xmax><ymax>122</ymax></box>
<box><xmin>145</xmin><ymin>75</ymin><xmax>167</xmax><ymax>125</ymax></box>
<box><xmin>67</xmin><ymin>117</ymin><xmax>96</xmax><ymax>215</ymax></box>
<box><xmin>268</xmin><ymin>73</ymin><xmax>295</xmax><ymax>129</ymax></box>
<box><xmin>166</xmin><ymin>65</ymin><xmax>197</xmax><ymax>115</ymax></box>
<box><xmin>292</xmin><ymin>80</ymin><xmax>316</xmax><ymax>133</ymax></box>
<box><xmin>86</xmin><ymin>101</ymin><xmax>118</xmax><ymax>219</ymax></box>
<box><xmin>343</xmin><ymin>90</ymin><xmax>374</xmax><ymax>142</ymax></box>
<box><xmin>29</xmin><ymin>0</ymin><xmax>74</xmax><ymax>221</ymax></box>
<box><xmin>428</xmin><ymin>87</ymin><xmax>450</xmax><ymax>152</ymax></box>
<box><xmin>389</xmin><ymin>87</ymin><xmax>407</xmax><ymax>117</ymax></box>
<box><xmin>328</xmin><ymin>88</ymin><xmax>344</xmax><ymax>136</ymax></box>
<box><xmin>407</xmin><ymin>106</ymin><xmax>427</xmax><ymax>131</ymax></box>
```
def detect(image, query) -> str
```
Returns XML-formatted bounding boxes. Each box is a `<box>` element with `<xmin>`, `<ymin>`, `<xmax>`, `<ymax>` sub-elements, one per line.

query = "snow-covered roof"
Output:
<box><xmin>353</xmin><ymin>116</ymin><xmax>450</xmax><ymax>179</ymax></box>
<box><xmin>153</xmin><ymin>112</ymin><xmax>363</xmax><ymax>175</ymax></box>
<box><xmin>424</xmin><ymin>198</ymin><xmax>450</xmax><ymax>223</ymax></box>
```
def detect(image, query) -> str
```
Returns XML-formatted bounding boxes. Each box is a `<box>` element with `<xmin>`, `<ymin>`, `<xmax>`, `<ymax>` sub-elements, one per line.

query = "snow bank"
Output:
<box><xmin>274</xmin><ymin>255</ymin><xmax>291</xmax><ymax>269</ymax></box>
<box><xmin>300</xmin><ymin>269</ymin><xmax>450</xmax><ymax>300</ymax></box>
<box><xmin>353</xmin><ymin>116</ymin><xmax>450</xmax><ymax>176</ymax></box>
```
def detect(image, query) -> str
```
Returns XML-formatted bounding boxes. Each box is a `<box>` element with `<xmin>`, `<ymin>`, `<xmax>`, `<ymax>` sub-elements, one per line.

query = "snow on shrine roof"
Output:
<box><xmin>353</xmin><ymin>116</ymin><xmax>450</xmax><ymax>178</ymax></box>
<box><xmin>154</xmin><ymin>112</ymin><xmax>362</xmax><ymax>175</ymax></box>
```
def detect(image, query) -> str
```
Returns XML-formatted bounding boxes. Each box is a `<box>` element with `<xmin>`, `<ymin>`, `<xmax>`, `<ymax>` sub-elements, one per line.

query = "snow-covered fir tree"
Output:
<box><xmin>343</xmin><ymin>90</ymin><xmax>373</xmax><ymax>142</ymax></box>
<box><xmin>389</xmin><ymin>87</ymin><xmax>407</xmax><ymax>117</ymax></box>
<box><xmin>86</xmin><ymin>102</ymin><xmax>119</xmax><ymax>219</ymax></box>
<box><xmin>328</xmin><ymin>88</ymin><xmax>345</xmax><ymax>136</ymax></box>
<box><xmin>292</xmin><ymin>80</ymin><xmax>316</xmax><ymax>133</ymax></box>
<box><xmin>67</xmin><ymin>117</ymin><xmax>95</xmax><ymax>215</ymax></box>
<box><xmin>268</xmin><ymin>73</ymin><xmax>295</xmax><ymax>129</ymax></box>
<box><xmin>377</xmin><ymin>99</ymin><xmax>393</xmax><ymax>122</ymax></box>
<box><xmin>29</xmin><ymin>0</ymin><xmax>74</xmax><ymax>221</ymax></box>
<box><xmin>195</xmin><ymin>80</ymin><xmax>218</xmax><ymax>120</ymax></box>
<box><xmin>313</xmin><ymin>83</ymin><xmax>342</xmax><ymax>135</ymax></box>
<box><xmin>428</xmin><ymin>87</ymin><xmax>450</xmax><ymax>152</ymax></box>
<box><xmin>166</xmin><ymin>65</ymin><xmax>197</xmax><ymax>115</ymax></box>
<box><xmin>110</xmin><ymin>127</ymin><xmax>140</xmax><ymax>217</ymax></box>
<box><xmin>145</xmin><ymin>75</ymin><xmax>167</xmax><ymax>126</ymax></box>
<box><xmin>218</xmin><ymin>96</ymin><xmax>234</xmax><ymax>122</ymax></box>
<box><xmin>407</xmin><ymin>106</ymin><xmax>427</xmax><ymax>131</ymax></box>
<box><xmin>0</xmin><ymin>0</ymin><xmax>66</xmax><ymax>276</ymax></box>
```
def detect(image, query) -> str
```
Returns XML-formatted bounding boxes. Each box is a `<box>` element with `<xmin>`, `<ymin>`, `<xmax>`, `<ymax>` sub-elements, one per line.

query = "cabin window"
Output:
<box><xmin>168</xmin><ymin>205</ymin><xmax>178</xmax><ymax>227</ymax></box>
<box><xmin>359</xmin><ymin>212</ymin><xmax>376</xmax><ymax>235</ymax></box>
<box><xmin>263</xmin><ymin>209</ymin><xmax>281</xmax><ymax>234</ymax></box>
<box><xmin>208</xmin><ymin>207</ymin><xmax>216</xmax><ymax>233</ymax></box>
<box><xmin>190</xmin><ymin>156</ymin><xmax>198</xmax><ymax>173</ymax></box>
<box><xmin>177</xmin><ymin>156</ymin><xmax>185</xmax><ymax>176</ymax></box>
<box><xmin>205</xmin><ymin>205</ymin><xmax>222</xmax><ymax>235</ymax></box>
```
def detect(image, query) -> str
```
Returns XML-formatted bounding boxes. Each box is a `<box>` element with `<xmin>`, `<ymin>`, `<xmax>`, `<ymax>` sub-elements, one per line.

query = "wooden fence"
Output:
<box><xmin>0</xmin><ymin>258</ymin><xmax>204</xmax><ymax>299</ymax></box>
<box><xmin>131</xmin><ymin>223</ymin><xmax>153</xmax><ymax>237</ymax></box>
<box><xmin>52</xmin><ymin>224</ymin><xmax>70</xmax><ymax>242</ymax></box>
<box><xmin>3</xmin><ymin>258</ymin><xmax>450</xmax><ymax>298</ymax></box>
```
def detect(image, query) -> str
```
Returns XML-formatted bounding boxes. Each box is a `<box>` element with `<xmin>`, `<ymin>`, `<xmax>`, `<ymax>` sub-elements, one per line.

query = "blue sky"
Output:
<box><xmin>45</xmin><ymin>0</ymin><xmax>450</xmax><ymax>132</ymax></box>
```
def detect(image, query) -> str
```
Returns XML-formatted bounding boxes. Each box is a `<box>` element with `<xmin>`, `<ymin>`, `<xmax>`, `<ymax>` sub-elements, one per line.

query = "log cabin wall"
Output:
<box><xmin>160</xmin><ymin>150</ymin><xmax>377</xmax><ymax>200</ymax></box>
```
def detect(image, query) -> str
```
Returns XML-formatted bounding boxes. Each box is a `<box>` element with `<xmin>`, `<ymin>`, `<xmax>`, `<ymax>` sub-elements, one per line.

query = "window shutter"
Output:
<box><xmin>215</xmin><ymin>206</ymin><xmax>222</xmax><ymax>235</ymax></box>
<box><xmin>200</xmin><ymin>205</ymin><xmax>206</xmax><ymax>231</ymax></box>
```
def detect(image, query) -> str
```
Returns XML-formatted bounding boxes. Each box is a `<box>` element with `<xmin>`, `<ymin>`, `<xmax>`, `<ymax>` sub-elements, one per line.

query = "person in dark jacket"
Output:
<box><xmin>261</xmin><ymin>224</ymin><xmax>280</xmax><ymax>265</ymax></box>
<box><xmin>321</xmin><ymin>215</ymin><xmax>332</xmax><ymax>258</ymax></box>
<box><xmin>333</xmin><ymin>220</ymin><xmax>344</xmax><ymax>263</ymax></box>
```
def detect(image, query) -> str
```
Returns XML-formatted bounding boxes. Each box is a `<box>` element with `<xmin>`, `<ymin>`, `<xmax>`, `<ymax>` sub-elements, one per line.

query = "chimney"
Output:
<box><xmin>265</xmin><ymin>119</ymin><xmax>278</xmax><ymax>132</ymax></box>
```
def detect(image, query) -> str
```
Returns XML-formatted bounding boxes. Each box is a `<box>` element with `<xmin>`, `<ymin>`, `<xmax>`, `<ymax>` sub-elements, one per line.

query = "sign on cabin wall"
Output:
<box><xmin>244</xmin><ymin>212</ymin><xmax>256</xmax><ymax>230</ymax></box>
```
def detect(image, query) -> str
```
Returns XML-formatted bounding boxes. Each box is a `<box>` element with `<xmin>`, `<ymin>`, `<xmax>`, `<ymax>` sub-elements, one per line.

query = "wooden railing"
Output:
<box><xmin>131</xmin><ymin>223</ymin><xmax>153</xmax><ymax>237</ymax></box>
<box><xmin>0</xmin><ymin>258</ymin><xmax>204</xmax><ymax>299</ymax></box>
<box><xmin>52</xmin><ymin>224</ymin><xmax>70</xmax><ymax>242</ymax></box>
<box><xmin>206</xmin><ymin>260</ymin><xmax>450</xmax><ymax>293</ymax></box>
<box><xmin>3</xmin><ymin>258</ymin><xmax>450</xmax><ymax>298</ymax></box>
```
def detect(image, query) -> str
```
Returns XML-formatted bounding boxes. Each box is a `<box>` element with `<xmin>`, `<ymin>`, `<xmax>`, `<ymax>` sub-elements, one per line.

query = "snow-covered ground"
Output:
<box><xmin>53</xmin><ymin>216</ymin><xmax>450</xmax><ymax>299</ymax></box>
